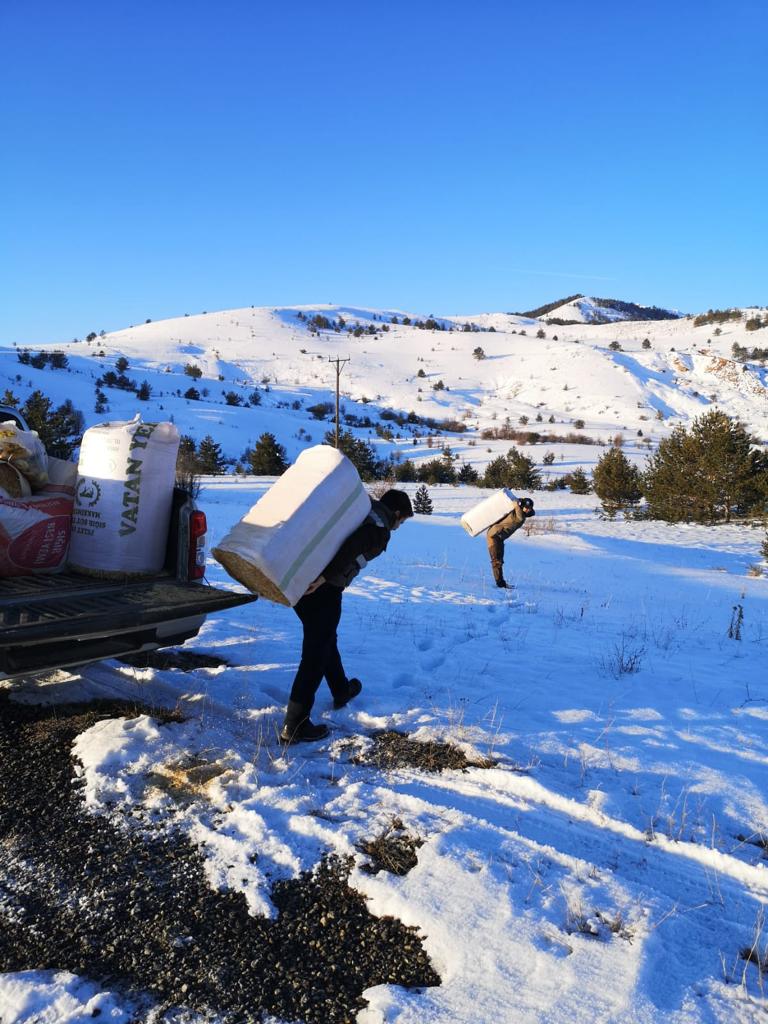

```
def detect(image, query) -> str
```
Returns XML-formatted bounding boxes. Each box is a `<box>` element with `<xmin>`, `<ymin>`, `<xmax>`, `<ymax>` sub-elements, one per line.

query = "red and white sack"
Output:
<box><xmin>68</xmin><ymin>415</ymin><xmax>180</xmax><ymax>577</ymax></box>
<box><xmin>0</xmin><ymin>457</ymin><xmax>77</xmax><ymax>576</ymax></box>
<box><xmin>460</xmin><ymin>489</ymin><xmax>518</xmax><ymax>537</ymax></box>
<box><xmin>213</xmin><ymin>444</ymin><xmax>370</xmax><ymax>606</ymax></box>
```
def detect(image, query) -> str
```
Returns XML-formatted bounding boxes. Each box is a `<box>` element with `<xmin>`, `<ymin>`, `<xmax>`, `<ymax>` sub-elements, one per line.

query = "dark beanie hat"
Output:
<box><xmin>379</xmin><ymin>489</ymin><xmax>414</xmax><ymax>519</ymax></box>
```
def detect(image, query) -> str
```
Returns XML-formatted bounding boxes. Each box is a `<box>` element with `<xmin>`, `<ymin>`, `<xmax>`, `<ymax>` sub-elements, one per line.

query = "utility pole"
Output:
<box><xmin>329</xmin><ymin>355</ymin><xmax>350</xmax><ymax>448</ymax></box>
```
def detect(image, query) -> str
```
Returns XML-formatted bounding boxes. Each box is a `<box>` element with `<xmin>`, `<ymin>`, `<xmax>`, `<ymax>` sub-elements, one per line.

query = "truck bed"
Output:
<box><xmin>0</xmin><ymin>572</ymin><xmax>255</xmax><ymax>676</ymax></box>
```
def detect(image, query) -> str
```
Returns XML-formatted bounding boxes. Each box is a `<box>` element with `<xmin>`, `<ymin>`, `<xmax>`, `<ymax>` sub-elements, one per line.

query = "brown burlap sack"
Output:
<box><xmin>0</xmin><ymin>462</ymin><xmax>32</xmax><ymax>499</ymax></box>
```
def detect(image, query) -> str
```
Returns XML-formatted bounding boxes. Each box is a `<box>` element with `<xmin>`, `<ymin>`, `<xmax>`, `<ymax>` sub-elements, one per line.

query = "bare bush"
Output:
<box><xmin>600</xmin><ymin>635</ymin><xmax>645</xmax><ymax>678</ymax></box>
<box><xmin>523</xmin><ymin>516</ymin><xmax>559</xmax><ymax>536</ymax></box>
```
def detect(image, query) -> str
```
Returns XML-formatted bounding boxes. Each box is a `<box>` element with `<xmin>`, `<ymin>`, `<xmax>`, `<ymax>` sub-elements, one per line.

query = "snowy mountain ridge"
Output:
<box><xmin>1</xmin><ymin>301</ymin><xmax>766</xmax><ymax>472</ymax></box>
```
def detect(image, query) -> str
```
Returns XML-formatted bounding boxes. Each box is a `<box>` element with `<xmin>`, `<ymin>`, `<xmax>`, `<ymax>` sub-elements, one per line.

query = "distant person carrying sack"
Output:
<box><xmin>280</xmin><ymin>488</ymin><xmax>414</xmax><ymax>744</ymax></box>
<box><xmin>486</xmin><ymin>497</ymin><xmax>535</xmax><ymax>588</ymax></box>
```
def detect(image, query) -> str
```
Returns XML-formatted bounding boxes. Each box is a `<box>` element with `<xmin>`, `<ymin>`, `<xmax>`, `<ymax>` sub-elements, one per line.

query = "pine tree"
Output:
<box><xmin>644</xmin><ymin>410</ymin><xmax>765</xmax><ymax>523</ymax></box>
<box><xmin>196</xmin><ymin>434</ymin><xmax>227</xmax><ymax>475</ymax></box>
<box><xmin>325</xmin><ymin>429</ymin><xmax>377</xmax><ymax>481</ymax></box>
<box><xmin>177</xmin><ymin>434</ymin><xmax>195</xmax><ymax>462</ymax></box>
<box><xmin>137</xmin><ymin>380</ymin><xmax>152</xmax><ymax>400</ymax></box>
<box><xmin>416</xmin><ymin>457</ymin><xmax>457</xmax><ymax>484</ymax></box>
<box><xmin>20</xmin><ymin>390</ymin><xmax>83</xmax><ymax>459</ymax></box>
<box><xmin>593</xmin><ymin>448</ymin><xmax>642</xmax><ymax>517</ymax></box>
<box><xmin>1</xmin><ymin>389</ymin><xmax>19</xmax><ymax>408</ymax></box>
<box><xmin>394</xmin><ymin>459</ymin><xmax>418</xmax><ymax>482</ymax></box>
<box><xmin>689</xmin><ymin>410</ymin><xmax>764</xmax><ymax>522</ymax></box>
<box><xmin>247</xmin><ymin>432</ymin><xmax>288</xmax><ymax>475</ymax></box>
<box><xmin>566</xmin><ymin>467</ymin><xmax>591</xmax><ymax>494</ymax></box>
<box><xmin>458</xmin><ymin>462</ymin><xmax>479</xmax><ymax>484</ymax></box>
<box><xmin>175</xmin><ymin>435</ymin><xmax>201</xmax><ymax>495</ymax></box>
<box><xmin>49</xmin><ymin>351</ymin><xmax>69</xmax><ymax>369</ymax></box>
<box><xmin>413</xmin><ymin>484</ymin><xmax>433</xmax><ymax>514</ymax></box>
<box><xmin>482</xmin><ymin>456</ymin><xmax>511</xmax><ymax>489</ymax></box>
<box><xmin>481</xmin><ymin>449</ymin><xmax>541</xmax><ymax>490</ymax></box>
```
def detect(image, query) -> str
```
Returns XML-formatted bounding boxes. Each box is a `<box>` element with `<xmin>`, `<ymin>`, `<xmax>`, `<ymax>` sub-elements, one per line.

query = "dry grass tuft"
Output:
<box><xmin>357</xmin><ymin>817</ymin><xmax>424</xmax><ymax>876</ymax></box>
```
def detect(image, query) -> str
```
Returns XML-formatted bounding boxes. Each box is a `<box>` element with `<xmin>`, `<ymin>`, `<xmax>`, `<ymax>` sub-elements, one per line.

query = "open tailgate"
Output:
<box><xmin>0</xmin><ymin>572</ymin><xmax>256</xmax><ymax>649</ymax></box>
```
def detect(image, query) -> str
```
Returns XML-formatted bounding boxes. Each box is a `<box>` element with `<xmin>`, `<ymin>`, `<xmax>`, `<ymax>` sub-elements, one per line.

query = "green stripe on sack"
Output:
<box><xmin>278</xmin><ymin>480</ymin><xmax>366</xmax><ymax>591</ymax></box>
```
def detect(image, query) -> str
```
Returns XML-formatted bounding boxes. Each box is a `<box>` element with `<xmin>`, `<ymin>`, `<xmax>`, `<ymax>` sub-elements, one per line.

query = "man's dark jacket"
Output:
<box><xmin>323</xmin><ymin>499</ymin><xmax>395</xmax><ymax>589</ymax></box>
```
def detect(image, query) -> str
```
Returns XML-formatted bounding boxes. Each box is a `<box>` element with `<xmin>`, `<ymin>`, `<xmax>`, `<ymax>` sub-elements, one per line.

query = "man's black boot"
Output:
<box><xmin>280</xmin><ymin>701</ymin><xmax>329</xmax><ymax>744</ymax></box>
<box><xmin>333</xmin><ymin>678</ymin><xmax>362</xmax><ymax>710</ymax></box>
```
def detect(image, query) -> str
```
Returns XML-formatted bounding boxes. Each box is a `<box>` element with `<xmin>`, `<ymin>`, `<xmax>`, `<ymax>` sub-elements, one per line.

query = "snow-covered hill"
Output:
<box><xmin>1</xmin><ymin>302</ymin><xmax>766</xmax><ymax>476</ymax></box>
<box><xmin>530</xmin><ymin>295</ymin><xmax>682</xmax><ymax>324</ymax></box>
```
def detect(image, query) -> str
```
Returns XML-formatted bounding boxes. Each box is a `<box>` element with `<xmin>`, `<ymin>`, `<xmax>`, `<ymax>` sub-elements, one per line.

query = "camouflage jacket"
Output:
<box><xmin>486</xmin><ymin>503</ymin><xmax>526</xmax><ymax>542</ymax></box>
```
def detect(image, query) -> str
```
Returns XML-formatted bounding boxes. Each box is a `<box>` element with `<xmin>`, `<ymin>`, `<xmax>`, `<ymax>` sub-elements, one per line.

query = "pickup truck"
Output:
<box><xmin>0</xmin><ymin>407</ymin><xmax>256</xmax><ymax>680</ymax></box>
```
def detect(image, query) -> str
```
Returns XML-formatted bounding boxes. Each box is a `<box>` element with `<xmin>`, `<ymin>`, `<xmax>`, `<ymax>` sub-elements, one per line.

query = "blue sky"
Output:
<box><xmin>1</xmin><ymin>0</ymin><xmax>766</xmax><ymax>343</ymax></box>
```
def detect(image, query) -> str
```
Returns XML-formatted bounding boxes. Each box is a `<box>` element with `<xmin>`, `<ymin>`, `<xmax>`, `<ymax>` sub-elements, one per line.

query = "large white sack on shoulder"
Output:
<box><xmin>68</xmin><ymin>415</ymin><xmax>180</xmax><ymax>576</ymax></box>
<box><xmin>460</xmin><ymin>489</ymin><xmax>518</xmax><ymax>537</ymax></box>
<box><xmin>212</xmin><ymin>445</ymin><xmax>370</xmax><ymax>606</ymax></box>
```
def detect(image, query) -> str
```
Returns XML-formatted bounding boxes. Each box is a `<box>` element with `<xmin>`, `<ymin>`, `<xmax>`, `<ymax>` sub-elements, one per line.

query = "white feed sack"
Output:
<box><xmin>460</xmin><ymin>489</ymin><xmax>518</xmax><ymax>537</ymax></box>
<box><xmin>68</xmin><ymin>415</ymin><xmax>180</xmax><ymax>577</ymax></box>
<box><xmin>213</xmin><ymin>445</ymin><xmax>371</xmax><ymax>606</ymax></box>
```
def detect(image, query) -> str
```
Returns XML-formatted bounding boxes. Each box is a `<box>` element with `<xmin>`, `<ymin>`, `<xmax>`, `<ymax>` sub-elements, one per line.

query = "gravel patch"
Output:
<box><xmin>0</xmin><ymin>695</ymin><xmax>439</xmax><ymax>1023</ymax></box>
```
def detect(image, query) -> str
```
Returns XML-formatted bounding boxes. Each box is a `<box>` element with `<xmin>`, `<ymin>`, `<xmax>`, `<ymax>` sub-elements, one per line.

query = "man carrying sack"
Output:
<box><xmin>486</xmin><ymin>497</ymin><xmax>535</xmax><ymax>589</ymax></box>
<box><xmin>281</xmin><ymin>488</ymin><xmax>414</xmax><ymax>744</ymax></box>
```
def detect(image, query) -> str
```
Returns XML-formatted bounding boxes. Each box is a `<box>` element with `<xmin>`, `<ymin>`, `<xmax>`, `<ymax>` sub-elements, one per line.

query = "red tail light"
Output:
<box><xmin>188</xmin><ymin>510</ymin><xmax>207</xmax><ymax>580</ymax></box>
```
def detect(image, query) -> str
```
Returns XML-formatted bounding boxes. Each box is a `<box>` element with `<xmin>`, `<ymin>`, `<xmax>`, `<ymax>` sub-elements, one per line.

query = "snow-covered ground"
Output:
<box><xmin>3</xmin><ymin>481</ymin><xmax>767</xmax><ymax>1023</ymax></box>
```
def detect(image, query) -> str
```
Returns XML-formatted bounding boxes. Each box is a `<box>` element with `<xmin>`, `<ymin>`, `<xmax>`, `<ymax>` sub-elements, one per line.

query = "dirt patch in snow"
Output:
<box><xmin>118</xmin><ymin>649</ymin><xmax>231</xmax><ymax>671</ymax></box>
<box><xmin>354</xmin><ymin>729</ymin><xmax>495</xmax><ymax>773</ymax></box>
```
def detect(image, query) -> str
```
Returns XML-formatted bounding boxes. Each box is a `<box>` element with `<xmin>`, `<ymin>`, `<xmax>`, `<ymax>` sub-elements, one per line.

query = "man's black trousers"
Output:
<box><xmin>288</xmin><ymin>583</ymin><xmax>348</xmax><ymax>717</ymax></box>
